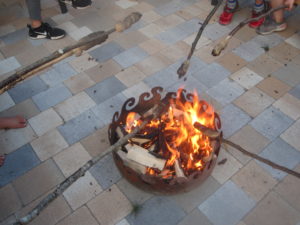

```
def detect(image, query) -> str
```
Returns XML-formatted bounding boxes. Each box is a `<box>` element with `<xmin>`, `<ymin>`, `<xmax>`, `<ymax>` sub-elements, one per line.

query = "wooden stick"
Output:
<box><xmin>212</xmin><ymin>5</ymin><xmax>287</xmax><ymax>56</ymax></box>
<box><xmin>177</xmin><ymin>0</ymin><xmax>224</xmax><ymax>78</ymax></box>
<box><xmin>0</xmin><ymin>12</ymin><xmax>142</xmax><ymax>95</ymax></box>
<box><xmin>13</xmin><ymin>103</ymin><xmax>163</xmax><ymax>225</ymax></box>
<box><xmin>222</xmin><ymin>138</ymin><xmax>300</xmax><ymax>179</ymax></box>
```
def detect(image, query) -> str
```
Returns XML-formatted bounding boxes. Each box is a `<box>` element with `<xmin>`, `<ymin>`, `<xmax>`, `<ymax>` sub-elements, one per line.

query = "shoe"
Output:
<box><xmin>256</xmin><ymin>16</ymin><xmax>287</xmax><ymax>35</ymax></box>
<box><xmin>27</xmin><ymin>23</ymin><xmax>65</xmax><ymax>40</ymax></box>
<box><xmin>249</xmin><ymin>2</ymin><xmax>269</xmax><ymax>28</ymax></box>
<box><xmin>219</xmin><ymin>2</ymin><xmax>239</xmax><ymax>26</ymax></box>
<box><xmin>60</xmin><ymin>0</ymin><xmax>92</xmax><ymax>9</ymax></box>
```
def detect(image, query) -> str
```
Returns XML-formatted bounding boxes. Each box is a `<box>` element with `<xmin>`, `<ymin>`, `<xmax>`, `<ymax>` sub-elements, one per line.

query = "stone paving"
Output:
<box><xmin>0</xmin><ymin>0</ymin><xmax>300</xmax><ymax>225</ymax></box>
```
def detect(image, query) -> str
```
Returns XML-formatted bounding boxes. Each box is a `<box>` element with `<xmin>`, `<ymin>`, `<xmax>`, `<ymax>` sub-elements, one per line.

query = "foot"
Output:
<box><xmin>60</xmin><ymin>0</ymin><xmax>92</xmax><ymax>9</ymax></box>
<box><xmin>27</xmin><ymin>22</ymin><xmax>65</xmax><ymax>40</ymax></box>
<box><xmin>249</xmin><ymin>2</ymin><xmax>270</xmax><ymax>29</ymax></box>
<box><xmin>0</xmin><ymin>116</ymin><xmax>27</xmax><ymax>129</ymax></box>
<box><xmin>219</xmin><ymin>3</ymin><xmax>239</xmax><ymax>26</ymax></box>
<box><xmin>0</xmin><ymin>155</ymin><xmax>5</xmax><ymax>167</ymax></box>
<box><xmin>256</xmin><ymin>16</ymin><xmax>287</xmax><ymax>35</ymax></box>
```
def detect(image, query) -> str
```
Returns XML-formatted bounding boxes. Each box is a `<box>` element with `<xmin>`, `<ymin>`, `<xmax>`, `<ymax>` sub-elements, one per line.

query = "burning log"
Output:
<box><xmin>130</xmin><ymin>137</ymin><xmax>151</xmax><ymax>145</ymax></box>
<box><xmin>174</xmin><ymin>160</ymin><xmax>187</xmax><ymax>179</ymax></box>
<box><xmin>125</xmin><ymin>144</ymin><xmax>166</xmax><ymax>171</ymax></box>
<box><xmin>193</xmin><ymin>122</ymin><xmax>220</xmax><ymax>139</ymax></box>
<box><xmin>117</xmin><ymin>150</ymin><xmax>146</xmax><ymax>174</ymax></box>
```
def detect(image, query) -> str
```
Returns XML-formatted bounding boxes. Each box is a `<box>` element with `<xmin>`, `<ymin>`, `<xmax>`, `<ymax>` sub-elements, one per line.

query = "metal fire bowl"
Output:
<box><xmin>108</xmin><ymin>87</ymin><xmax>222</xmax><ymax>195</ymax></box>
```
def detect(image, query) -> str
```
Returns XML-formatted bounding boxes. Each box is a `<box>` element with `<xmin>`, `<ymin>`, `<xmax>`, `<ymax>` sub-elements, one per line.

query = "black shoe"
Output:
<box><xmin>27</xmin><ymin>23</ymin><xmax>65</xmax><ymax>40</ymax></box>
<box><xmin>60</xmin><ymin>0</ymin><xmax>92</xmax><ymax>9</ymax></box>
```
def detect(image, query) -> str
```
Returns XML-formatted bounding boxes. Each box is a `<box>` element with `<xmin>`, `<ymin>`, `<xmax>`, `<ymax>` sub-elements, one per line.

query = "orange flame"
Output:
<box><xmin>125</xmin><ymin>89</ymin><xmax>216</xmax><ymax>176</ymax></box>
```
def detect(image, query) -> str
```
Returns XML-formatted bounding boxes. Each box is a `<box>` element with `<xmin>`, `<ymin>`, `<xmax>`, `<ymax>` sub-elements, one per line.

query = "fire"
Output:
<box><xmin>124</xmin><ymin>89</ymin><xmax>216</xmax><ymax>177</ymax></box>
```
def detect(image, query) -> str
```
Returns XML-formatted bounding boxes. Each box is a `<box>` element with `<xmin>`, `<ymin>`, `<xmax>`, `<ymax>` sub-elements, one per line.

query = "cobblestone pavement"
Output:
<box><xmin>1</xmin><ymin>0</ymin><xmax>300</xmax><ymax>225</ymax></box>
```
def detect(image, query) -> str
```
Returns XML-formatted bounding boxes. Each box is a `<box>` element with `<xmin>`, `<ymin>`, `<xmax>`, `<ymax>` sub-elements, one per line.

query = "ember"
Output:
<box><xmin>109</xmin><ymin>87</ymin><xmax>222</xmax><ymax>194</ymax></box>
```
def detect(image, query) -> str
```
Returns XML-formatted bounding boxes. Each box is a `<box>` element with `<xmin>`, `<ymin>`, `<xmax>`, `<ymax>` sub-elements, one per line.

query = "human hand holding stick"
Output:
<box><xmin>211</xmin><ymin>5</ymin><xmax>288</xmax><ymax>57</ymax></box>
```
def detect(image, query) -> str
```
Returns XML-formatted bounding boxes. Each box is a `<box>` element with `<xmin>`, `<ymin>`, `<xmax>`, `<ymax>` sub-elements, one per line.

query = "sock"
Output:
<box><xmin>226</xmin><ymin>0</ymin><xmax>237</xmax><ymax>9</ymax></box>
<box><xmin>253</xmin><ymin>1</ymin><xmax>264</xmax><ymax>13</ymax></box>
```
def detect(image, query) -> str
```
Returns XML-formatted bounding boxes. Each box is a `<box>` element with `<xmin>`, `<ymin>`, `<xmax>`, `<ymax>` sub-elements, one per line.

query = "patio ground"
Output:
<box><xmin>1</xmin><ymin>0</ymin><xmax>300</xmax><ymax>225</ymax></box>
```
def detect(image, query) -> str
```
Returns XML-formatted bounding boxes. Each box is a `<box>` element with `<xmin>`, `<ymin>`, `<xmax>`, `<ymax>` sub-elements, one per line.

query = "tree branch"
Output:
<box><xmin>212</xmin><ymin>5</ymin><xmax>288</xmax><ymax>56</ymax></box>
<box><xmin>177</xmin><ymin>0</ymin><xmax>224</xmax><ymax>78</ymax></box>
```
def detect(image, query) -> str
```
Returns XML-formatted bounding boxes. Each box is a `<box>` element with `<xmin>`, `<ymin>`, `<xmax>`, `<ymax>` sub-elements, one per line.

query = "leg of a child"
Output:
<box><xmin>25</xmin><ymin>0</ymin><xmax>42</xmax><ymax>28</ymax></box>
<box><xmin>270</xmin><ymin>0</ymin><xmax>285</xmax><ymax>23</ymax></box>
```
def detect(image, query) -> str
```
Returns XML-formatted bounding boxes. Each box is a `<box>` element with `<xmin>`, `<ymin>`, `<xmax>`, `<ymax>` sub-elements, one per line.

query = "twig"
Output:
<box><xmin>222</xmin><ymin>138</ymin><xmax>300</xmax><ymax>179</ymax></box>
<box><xmin>13</xmin><ymin>103</ymin><xmax>164</xmax><ymax>225</ymax></box>
<box><xmin>177</xmin><ymin>0</ymin><xmax>224</xmax><ymax>78</ymax></box>
<box><xmin>0</xmin><ymin>12</ymin><xmax>142</xmax><ymax>95</ymax></box>
<box><xmin>212</xmin><ymin>5</ymin><xmax>288</xmax><ymax>56</ymax></box>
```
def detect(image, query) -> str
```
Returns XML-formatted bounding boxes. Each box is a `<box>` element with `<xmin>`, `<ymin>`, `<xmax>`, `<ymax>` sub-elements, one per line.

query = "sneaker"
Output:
<box><xmin>60</xmin><ymin>0</ymin><xmax>92</xmax><ymax>9</ymax></box>
<box><xmin>249</xmin><ymin>2</ymin><xmax>270</xmax><ymax>28</ymax></box>
<box><xmin>219</xmin><ymin>2</ymin><xmax>239</xmax><ymax>26</ymax></box>
<box><xmin>256</xmin><ymin>16</ymin><xmax>287</xmax><ymax>35</ymax></box>
<box><xmin>27</xmin><ymin>23</ymin><xmax>65</xmax><ymax>40</ymax></box>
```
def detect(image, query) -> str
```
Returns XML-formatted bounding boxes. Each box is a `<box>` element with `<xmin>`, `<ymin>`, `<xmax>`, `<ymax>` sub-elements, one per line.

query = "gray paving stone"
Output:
<box><xmin>113</xmin><ymin>47</ymin><xmax>149</xmax><ymax>68</ymax></box>
<box><xmin>176</xmin><ymin>19</ymin><xmax>202</xmax><ymax>35</ymax></box>
<box><xmin>40</xmin><ymin>63</ymin><xmax>77</xmax><ymax>87</ymax></box>
<box><xmin>258</xmin><ymin>138</ymin><xmax>300</xmax><ymax>180</ymax></box>
<box><xmin>89</xmin><ymin>153</ymin><xmax>121</xmax><ymax>190</ymax></box>
<box><xmin>251</xmin><ymin>33</ymin><xmax>284</xmax><ymax>49</ymax></box>
<box><xmin>155</xmin><ymin>26</ymin><xmax>189</xmax><ymax>45</ymax></box>
<box><xmin>0</xmin><ymin>144</ymin><xmax>40</xmax><ymax>187</ymax></box>
<box><xmin>58</xmin><ymin>109</ymin><xmax>104</xmax><ymax>145</ymax></box>
<box><xmin>233</xmin><ymin>41</ymin><xmax>265</xmax><ymax>62</ymax></box>
<box><xmin>123</xmin><ymin>20</ymin><xmax>148</xmax><ymax>34</ymax></box>
<box><xmin>143</xmin><ymin>63</ymin><xmax>178</xmax><ymax>88</ymax></box>
<box><xmin>170</xmin><ymin>75</ymin><xmax>208</xmax><ymax>94</ymax></box>
<box><xmin>0</xmin><ymin>28</ymin><xmax>27</xmax><ymax>45</ymax></box>
<box><xmin>89</xmin><ymin>41</ymin><xmax>125</xmax><ymax>63</ymax></box>
<box><xmin>91</xmin><ymin>93</ymin><xmax>127</xmax><ymax>125</ymax></box>
<box><xmin>198</xmin><ymin>180</ymin><xmax>256</xmax><ymax>225</ymax></box>
<box><xmin>144</xmin><ymin>0</ymin><xmax>173</xmax><ymax>8</ymax></box>
<box><xmin>32</xmin><ymin>84</ymin><xmax>72</xmax><ymax>111</ymax></box>
<box><xmin>154</xmin><ymin>0</ymin><xmax>189</xmax><ymax>16</ymax></box>
<box><xmin>27</xmin><ymin>38</ymin><xmax>47</xmax><ymax>46</ymax></box>
<box><xmin>0</xmin><ymin>56</ymin><xmax>21</xmax><ymax>75</ymax></box>
<box><xmin>207</xmin><ymin>78</ymin><xmax>245</xmax><ymax>106</ymax></box>
<box><xmin>250</xmin><ymin>106</ymin><xmax>294</xmax><ymax>141</ymax></box>
<box><xmin>8</xmin><ymin>77</ymin><xmax>48</xmax><ymax>104</ymax></box>
<box><xmin>85</xmin><ymin>76</ymin><xmax>127</xmax><ymax>104</ymax></box>
<box><xmin>192</xmin><ymin>63</ymin><xmax>231</xmax><ymax>88</ymax></box>
<box><xmin>202</xmin><ymin>23</ymin><xmax>231</xmax><ymax>41</ymax></box>
<box><xmin>220</xmin><ymin>104</ymin><xmax>251</xmax><ymax>138</ymax></box>
<box><xmin>126</xmin><ymin>196</ymin><xmax>186</xmax><ymax>225</ymax></box>
<box><xmin>272</xmin><ymin>62</ymin><xmax>300</xmax><ymax>87</ymax></box>
<box><xmin>178</xmin><ymin>209</ymin><xmax>213</xmax><ymax>225</ymax></box>
<box><xmin>289</xmin><ymin>83</ymin><xmax>300</xmax><ymax>99</ymax></box>
<box><xmin>0</xmin><ymin>92</ymin><xmax>15</xmax><ymax>112</ymax></box>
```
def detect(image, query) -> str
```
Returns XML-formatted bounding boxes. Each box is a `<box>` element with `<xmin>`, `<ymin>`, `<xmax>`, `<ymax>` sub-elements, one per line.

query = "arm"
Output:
<box><xmin>285</xmin><ymin>0</ymin><xmax>295</xmax><ymax>9</ymax></box>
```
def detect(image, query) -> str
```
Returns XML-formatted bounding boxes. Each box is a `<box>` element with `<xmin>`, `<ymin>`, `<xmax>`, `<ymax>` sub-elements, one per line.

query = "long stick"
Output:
<box><xmin>0</xmin><ymin>12</ymin><xmax>142</xmax><ymax>95</ymax></box>
<box><xmin>222</xmin><ymin>138</ymin><xmax>300</xmax><ymax>179</ymax></box>
<box><xmin>177</xmin><ymin>0</ymin><xmax>224</xmax><ymax>78</ymax></box>
<box><xmin>212</xmin><ymin>5</ymin><xmax>287</xmax><ymax>56</ymax></box>
<box><xmin>13</xmin><ymin>104</ymin><xmax>164</xmax><ymax>225</ymax></box>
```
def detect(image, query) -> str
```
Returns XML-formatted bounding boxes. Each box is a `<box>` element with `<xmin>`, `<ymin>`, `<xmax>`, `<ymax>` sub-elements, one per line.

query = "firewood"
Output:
<box><xmin>116</xmin><ymin>126</ymin><xmax>126</xmax><ymax>138</ymax></box>
<box><xmin>203</xmin><ymin>140</ymin><xmax>218</xmax><ymax>163</ymax></box>
<box><xmin>125</xmin><ymin>144</ymin><xmax>166</xmax><ymax>171</ymax></box>
<box><xmin>117</xmin><ymin>150</ymin><xmax>146</xmax><ymax>174</ymax></box>
<box><xmin>193</xmin><ymin>122</ymin><xmax>220</xmax><ymax>139</ymax></box>
<box><xmin>130</xmin><ymin>137</ymin><xmax>151</xmax><ymax>145</ymax></box>
<box><xmin>174</xmin><ymin>159</ymin><xmax>187</xmax><ymax>178</ymax></box>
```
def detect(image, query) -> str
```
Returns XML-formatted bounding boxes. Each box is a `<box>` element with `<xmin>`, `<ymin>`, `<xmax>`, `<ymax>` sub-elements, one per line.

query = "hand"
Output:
<box><xmin>284</xmin><ymin>0</ymin><xmax>295</xmax><ymax>10</ymax></box>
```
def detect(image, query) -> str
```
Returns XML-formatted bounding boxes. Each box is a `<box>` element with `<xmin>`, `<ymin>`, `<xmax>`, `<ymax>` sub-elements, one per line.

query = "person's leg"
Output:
<box><xmin>257</xmin><ymin>0</ymin><xmax>287</xmax><ymax>34</ymax></box>
<box><xmin>219</xmin><ymin>0</ymin><xmax>239</xmax><ymax>25</ymax></box>
<box><xmin>25</xmin><ymin>0</ymin><xmax>65</xmax><ymax>40</ymax></box>
<box><xmin>249</xmin><ymin>0</ymin><xmax>268</xmax><ymax>28</ymax></box>
<box><xmin>25</xmin><ymin>0</ymin><xmax>42</xmax><ymax>28</ymax></box>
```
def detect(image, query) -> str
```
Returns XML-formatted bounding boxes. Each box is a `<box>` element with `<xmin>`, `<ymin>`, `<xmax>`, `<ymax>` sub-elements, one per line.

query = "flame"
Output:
<box><xmin>125</xmin><ymin>89</ymin><xmax>216</xmax><ymax>177</ymax></box>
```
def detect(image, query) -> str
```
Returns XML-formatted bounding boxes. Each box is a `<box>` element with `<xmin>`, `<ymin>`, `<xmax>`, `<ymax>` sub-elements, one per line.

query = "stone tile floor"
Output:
<box><xmin>0</xmin><ymin>0</ymin><xmax>300</xmax><ymax>224</ymax></box>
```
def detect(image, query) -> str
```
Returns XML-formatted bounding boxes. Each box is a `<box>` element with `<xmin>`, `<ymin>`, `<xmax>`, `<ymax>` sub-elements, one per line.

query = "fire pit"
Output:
<box><xmin>108</xmin><ymin>87</ymin><xmax>222</xmax><ymax>194</ymax></box>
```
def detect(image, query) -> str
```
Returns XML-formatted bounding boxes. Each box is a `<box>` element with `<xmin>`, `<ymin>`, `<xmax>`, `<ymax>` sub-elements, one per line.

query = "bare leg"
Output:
<box><xmin>271</xmin><ymin>0</ymin><xmax>285</xmax><ymax>23</ymax></box>
<box><xmin>0</xmin><ymin>116</ymin><xmax>27</xmax><ymax>129</ymax></box>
